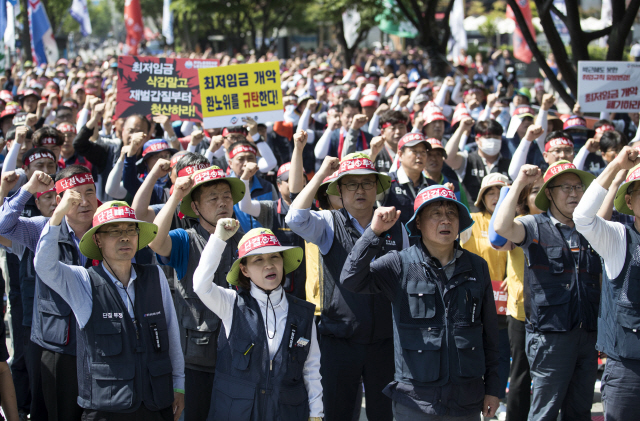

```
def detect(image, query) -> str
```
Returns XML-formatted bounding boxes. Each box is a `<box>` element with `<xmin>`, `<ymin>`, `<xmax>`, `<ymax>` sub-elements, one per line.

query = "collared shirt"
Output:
<box><xmin>65</xmin><ymin>219</ymin><xmax>87</xmax><ymax>267</ymax></box>
<box><xmin>548</xmin><ymin>212</ymin><xmax>580</xmax><ymax>262</ymax></box>
<box><xmin>34</xmin><ymin>223</ymin><xmax>185</xmax><ymax>390</ymax></box>
<box><xmin>396</xmin><ymin>166</ymin><xmax>430</xmax><ymax>198</ymax></box>
<box><xmin>285</xmin><ymin>207</ymin><xmax>410</xmax><ymax>255</ymax></box>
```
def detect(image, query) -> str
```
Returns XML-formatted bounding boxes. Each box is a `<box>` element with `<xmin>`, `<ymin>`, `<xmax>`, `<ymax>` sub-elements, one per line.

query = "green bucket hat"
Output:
<box><xmin>614</xmin><ymin>163</ymin><xmax>640</xmax><ymax>215</ymax></box>
<box><xmin>326</xmin><ymin>153</ymin><xmax>391</xmax><ymax>196</ymax></box>
<box><xmin>227</xmin><ymin>228</ymin><xmax>303</xmax><ymax>286</ymax></box>
<box><xmin>535</xmin><ymin>160</ymin><xmax>595</xmax><ymax>211</ymax></box>
<box><xmin>79</xmin><ymin>201</ymin><xmax>158</xmax><ymax>261</ymax></box>
<box><xmin>179</xmin><ymin>166</ymin><xmax>246</xmax><ymax>218</ymax></box>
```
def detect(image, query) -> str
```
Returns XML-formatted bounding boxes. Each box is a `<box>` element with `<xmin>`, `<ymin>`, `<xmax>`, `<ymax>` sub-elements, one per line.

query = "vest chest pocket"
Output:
<box><xmin>407</xmin><ymin>275</ymin><xmax>436</xmax><ymax>319</ymax></box>
<box><xmin>546</xmin><ymin>247</ymin><xmax>565</xmax><ymax>274</ymax></box>
<box><xmin>398</xmin><ymin>326</ymin><xmax>443</xmax><ymax>383</ymax></box>
<box><xmin>231</xmin><ymin>339</ymin><xmax>254</xmax><ymax>371</ymax></box>
<box><xmin>278</xmin><ymin>384</ymin><xmax>310</xmax><ymax>420</ymax></box>
<box><xmin>95</xmin><ymin>321</ymin><xmax>122</xmax><ymax>357</ymax></box>
<box><xmin>453</xmin><ymin>325</ymin><xmax>485</xmax><ymax>378</ymax></box>
<box><xmin>91</xmin><ymin>362</ymin><xmax>134</xmax><ymax>411</ymax></box>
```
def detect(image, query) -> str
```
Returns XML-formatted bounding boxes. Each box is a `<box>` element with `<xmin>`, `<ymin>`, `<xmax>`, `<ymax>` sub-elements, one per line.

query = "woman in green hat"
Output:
<box><xmin>193</xmin><ymin>218</ymin><xmax>323</xmax><ymax>421</ymax></box>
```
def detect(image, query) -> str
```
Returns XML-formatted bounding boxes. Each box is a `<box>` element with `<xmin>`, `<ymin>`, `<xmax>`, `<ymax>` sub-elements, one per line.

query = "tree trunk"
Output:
<box><xmin>606</xmin><ymin>0</ymin><xmax>640</xmax><ymax>60</ymax></box>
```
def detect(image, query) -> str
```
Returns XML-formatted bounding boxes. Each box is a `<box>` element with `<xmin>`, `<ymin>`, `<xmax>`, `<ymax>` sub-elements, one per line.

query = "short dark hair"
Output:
<box><xmin>175</xmin><ymin>152</ymin><xmax>209</xmax><ymax>174</ymax></box>
<box><xmin>33</xmin><ymin>126</ymin><xmax>64</xmax><ymax>147</ymax></box>
<box><xmin>379</xmin><ymin>110</ymin><xmax>408</xmax><ymax>128</ymax></box>
<box><xmin>545</xmin><ymin>130</ymin><xmax>573</xmax><ymax>144</ymax></box>
<box><xmin>340</xmin><ymin>99</ymin><xmax>362</xmax><ymax>113</ymax></box>
<box><xmin>475</xmin><ymin>120</ymin><xmax>503</xmax><ymax>137</ymax></box>
<box><xmin>514</xmin><ymin>94</ymin><xmax>530</xmax><ymax>105</ymax></box>
<box><xmin>55</xmin><ymin>105</ymin><xmax>73</xmax><ymax>116</ymax></box>
<box><xmin>55</xmin><ymin>164</ymin><xmax>91</xmax><ymax>182</ymax></box>
<box><xmin>23</xmin><ymin>147</ymin><xmax>56</xmax><ymax>168</ymax></box>
<box><xmin>599</xmin><ymin>130</ymin><xmax>628</xmax><ymax>154</ymax></box>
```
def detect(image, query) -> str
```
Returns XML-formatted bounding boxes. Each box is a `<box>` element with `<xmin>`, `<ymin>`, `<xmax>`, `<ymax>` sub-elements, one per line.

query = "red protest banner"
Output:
<box><xmin>492</xmin><ymin>281</ymin><xmax>508</xmax><ymax>316</ymax></box>
<box><xmin>115</xmin><ymin>56</ymin><xmax>220</xmax><ymax>123</ymax></box>
<box><xmin>507</xmin><ymin>0</ymin><xmax>536</xmax><ymax>64</ymax></box>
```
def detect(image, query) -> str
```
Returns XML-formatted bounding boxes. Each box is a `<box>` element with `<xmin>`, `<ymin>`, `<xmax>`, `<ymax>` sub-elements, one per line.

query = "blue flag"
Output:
<box><xmin>70</xmin><ymin>0</ymin><xmax>92</xmax><ymax>36</ymax></box>
<box><xmin>27</xmin><ymin>0</ymin><xmax>59</xmax><ymax>65</ymax></box>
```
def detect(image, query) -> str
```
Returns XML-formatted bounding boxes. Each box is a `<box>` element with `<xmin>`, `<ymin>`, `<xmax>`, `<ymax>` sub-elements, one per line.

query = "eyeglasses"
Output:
<box><xmin>548</xmin><ymin>148</ymin><xmax>575</xmax><ymax>156</ymax></box>
<box><xmin>341</xmin><ymin>181</ymin><xmax>377</xmax><ymax>191</ymax></box>
<box><xmin>97</xmin><ymin>227</ymin><xmax>140</xmax><ymax>238</ymax></box>
<box><xmin>549</xmin><ymin>184</ymin><xmax>585</xmax><ymax>194</ymax></box>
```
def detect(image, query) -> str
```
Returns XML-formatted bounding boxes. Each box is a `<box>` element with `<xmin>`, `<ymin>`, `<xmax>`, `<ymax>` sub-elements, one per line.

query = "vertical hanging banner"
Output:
<box><xmin>124</xmin><ymin>0</ymin><xmax>143</xmax><ymax>55</ymax></box>
<box><xmin>507</xmin><ymin>0</ymin><xmax>535</xmax><ymax>64</ymax></box>
<box><xmin>115</xmin><ymin>56</ymin><xmax>220</xmax><ymax>122</ymax></box>
<box><xmin>198</xmin><ymin>61</ymin><xmax>283</xmax><ymax>129</ymax></box>
<box><xmin>27</xmin><ymin>0</ymin><xmax>59</xmax><ymax>65</ymax></box>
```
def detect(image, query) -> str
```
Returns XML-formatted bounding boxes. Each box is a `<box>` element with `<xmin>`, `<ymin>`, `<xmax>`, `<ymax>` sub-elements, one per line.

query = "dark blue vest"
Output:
<box><xmin>31</xmin><ymin>221</ymin><xmax>80</xmax><ymax>354</ymax></box>
<box><xmin>598</xmin><ymin>226</ymin><xmax>640</xmax><ymax>361</ymax></box>
<box><xmin>522</xmin><ymin>213</ymin><xmax>602</xmax><ymax>333</ymax></box>
<box><xmin>382</xmin><ymin>170</ymin><xmax>436</xmax><ymax>226</ymax></box>
<box><xmin>319</xmin><ymin>209</ymin><xmax>403</xmax><ymax>343</ymax></box>
<box><xmin>271</xmin><ymin>199</ymin><xmax>306</xmax><ymax>299</ymax></box>
<box><xmin>208</xmin><ymin>290</ymin><xmax>315</xmax><ymax>421</ymax></box>
<box><xmin>462</xmin><ymin>151</ymin><xmax>510</xmax><ymax>203</ymax></box>
<box><xmin>393</xmin><ymin>244</ymin><xmax>488</xmax><ymax>391</ymax></box>
<box><xmin>76</xmin><ymin>264</ymin><xmax>174</xmax><ymax>412</ymax></box>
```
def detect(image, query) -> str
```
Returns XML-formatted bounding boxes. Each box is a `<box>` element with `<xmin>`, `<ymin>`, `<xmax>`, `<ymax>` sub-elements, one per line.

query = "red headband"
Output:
<box><xmin>24</xmin><ymin>151</ymin><xmax>56</xmax><ymax>167</ymax></box>
<box><xmin>177</xmin><ymin>163</ymin><xmax>210</xmax><ymax>178</ymax></box>
<box><xmin>381</xmin><ymin>120</ymin><xmax>407</xmax><ymax>129</ymax></box>
<box><xmin>193</xmin><ymin>168</ymin><xmax>226</xmax><ymax>184</ymax></box>
<box><xmin>40</xmin><ymin>136</ymin><xmax>58</xmax><ymax>146</ymax></box>
<box><xmin>229</xmin><ymin>145</ymin><xmax>257</xmax><ymax>159</ymax></box>
<box><xmin>57</xmin><ymin>123</ymin><xmax>77</xmax><ymax>134</ymax></box>
<box><xmin>339</xmin><ymin>157</ymin><xmax>376</xmax><ymax>173</ymax></box>
<box><xmin>545</xmin><ymin>137</ymin><xmax>574</xmax><ymax>152</ymax></box>
<box><xmin>626</xmin><ymin>166</ymin><xmax>640</xmax><ymax>183</ymax></box>
<box><xmin>239</xmin><ymin>233</ymin><xmax>282</xmax><ymax>258</ymax></box>
<box><xmin>277</xmin><ymin>162</ymin><xmax>291</xmax><ymax>177</ymax></box>
<box><xmin>142</xmin><ymin>142</ymin><xmax>169</xmax><ymax>156</ymax></box>
<box><xmin>544</xmin><ymin>162</ymin><xmax>576</xmax><ymax>183</ymax></box>
<box><xmin>36</xmin><ymin>187</ymin><xmax>56</xmax><ymax>199</ymax></box>
<box><xmin>93</xmin><ymin>206</ymin><xmax>137</xmax><ymax>227</ymax></box>
<box><xmin>596</xmin><ymin>124</ymin><xmax>615</xmax><ymax>134</ymax></box>
<box><xmin>55</xmin><ymin>173</ymin><xmax>94</xmax><ymax>194</ymax></box>
<box><xmin>414</xmin><ymin>187</ymin><xmax>456</xmax><ymax>211</ymax></box>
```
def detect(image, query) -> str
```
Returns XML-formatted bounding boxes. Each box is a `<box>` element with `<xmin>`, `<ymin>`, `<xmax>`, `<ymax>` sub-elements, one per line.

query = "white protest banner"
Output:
<box><xmin>578</xmin><ymin>61</ymin><xmax>640</xmax><ymax>112</ymax></box>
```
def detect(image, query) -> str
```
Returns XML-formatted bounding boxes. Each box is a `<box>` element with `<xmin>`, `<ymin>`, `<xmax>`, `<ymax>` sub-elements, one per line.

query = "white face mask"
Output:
<box><xmin>478</xmin><ymin>137</ymin><xmax>502</xmax><ymax>156</ymax></box>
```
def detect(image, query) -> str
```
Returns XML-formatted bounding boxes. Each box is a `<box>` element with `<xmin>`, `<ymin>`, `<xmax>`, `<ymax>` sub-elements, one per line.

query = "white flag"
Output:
<box><xmin>342</xmin><ymin>7</ymin><xmax>361</xmax><ymax>49</ymax></box>
<box><xmin>448</xmin><ymin>0</ymin><xmax>467</xmax><ymax>64</ymax></box>
<box><xmin>162</xmin><ymin>0</ymin><xmax>174</xmax><ymax>45</ymax></box>
<box><xmin>70</xmin><ymin>0</ymin><xmax>92</xmax><ymax>36</ymax></box>
<box><xmin>4</xmin><ymin>0</ymin><xmax>16</xmax><ymax>51</ymax></box>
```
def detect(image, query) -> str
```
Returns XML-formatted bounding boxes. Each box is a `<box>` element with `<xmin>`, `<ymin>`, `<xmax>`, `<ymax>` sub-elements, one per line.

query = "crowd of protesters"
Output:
<box><xmin>0</xmin><ymin>42</ymin><xmax>636</xmax><ymax>421</ymax></box>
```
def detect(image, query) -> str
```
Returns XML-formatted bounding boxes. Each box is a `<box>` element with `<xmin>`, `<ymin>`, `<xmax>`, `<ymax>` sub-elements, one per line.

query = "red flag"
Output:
<box><xmin>124</xmin><ymin>0</ymin><xmax>144</xmax><ymax>55</ymax></box>
<box><xmin>507</xmin><ymin>0</ymin><xmax>536</xmax><ymax>64</ymax></box>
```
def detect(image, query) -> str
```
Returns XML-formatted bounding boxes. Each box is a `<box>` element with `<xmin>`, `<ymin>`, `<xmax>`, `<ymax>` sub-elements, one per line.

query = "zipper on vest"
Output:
<box><xmin>575</xmin><ymin>262</ymin><xmax>583</xmax><ymax>329</ymax></box>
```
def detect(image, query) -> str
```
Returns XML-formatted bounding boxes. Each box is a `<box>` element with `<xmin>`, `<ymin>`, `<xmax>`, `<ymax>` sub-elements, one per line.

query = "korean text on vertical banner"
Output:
<box><xmin>578</xmin><ymin>61</ymin><xmax>640</xmax><ymax>112</ymax></box>
<box><xmin>198</xmin><ymin>61</ymin><xmax>283</xmax><ymax>128</ymax></box>
<box><xmin>115</xmin><ymin>56</ymin><xmax>220</xmax><ymax>122</ymax></box>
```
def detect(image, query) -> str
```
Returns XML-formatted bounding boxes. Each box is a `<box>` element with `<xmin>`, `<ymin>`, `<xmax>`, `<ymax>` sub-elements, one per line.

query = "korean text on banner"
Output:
<box><xmin>578</xmin><ymin>61</ymin><xmax>640</xmax><ymax>112</ymax></box>
<box><xmin>115</xmin><ymin>56</ymin><xmax>219</xmax><ymax>123</ymax></box>
<box><xmin>198</xmin><ymin>61</ymin><xmax>283</xmax><ymax>129</ymax></box>
<box><xmin>492</xmin><ymin>281</ymin><xmax>508</xmax><ymax>316</ymax></box>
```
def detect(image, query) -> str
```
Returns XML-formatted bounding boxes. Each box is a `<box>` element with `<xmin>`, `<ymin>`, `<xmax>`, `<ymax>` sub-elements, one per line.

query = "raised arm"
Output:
<box><xmin>494</xmin><ymin>165</ymin><xmax>542</xmax><ymax>244</ymax></box>
<box><xmin>34</xmin><ymin>190</ymin><xmax>93</xmax><ymax>327</ymax></box>
<box><xmin>508</xmin><ymin>125</ymin><xmax>544</xmax><ymax>180</ymax></box>
<box><xmin>2</xmin><ymin>126</ymin><xmax>29</xmax><ymax>175</ymax></box>
<box><xmin>149</xmin><ymin>175</ymin><xmax>194</xmax><ymax>257</ymax></box>
<box><xmin>193</xmin><ymin>219</ymin><xmax>240</xmax><ymax>328</ymax></box>
<box><xmin>289</xmin><ymin>131</ymin><xmax>307</xmax><ymax>195</ymax></box>
<box><xmin>105</xmin><ymin>147</ymin><xmax>130</xmax><ymax>199</ymax></box>
<box><xmin>238</xmin><ymin>162</ymin><xmax>261</xmax><ymax>217</ymax></box>
<box><xmin>445</xmin><ymin>117</ymin><xmax>475</xmax><ymax>170</ymax></box>
<box><xmin>132</xmin><ymin>158</ymin><xmax>171</xmax><ymax>223</ymax></box>
<box><xmin>597</xmin><ymin>168</ymin><xmax>627</xmax><ymax>220</ymax></box>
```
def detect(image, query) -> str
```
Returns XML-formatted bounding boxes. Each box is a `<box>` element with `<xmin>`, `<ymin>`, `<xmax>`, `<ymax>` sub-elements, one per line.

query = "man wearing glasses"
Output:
<box><xmin>379</xmin><ymin>132</ymin><xmax>434</xmax><ymax>225</ymax></box>
<box><xmin>286</xmin><ymin>152</ymin><xmax>409</xmax><ymax>421</ymax></box>
<box><xmin>494</xmin><ymin>161</ymin><xmax>602</xmax><ymax>421</ymax></box>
